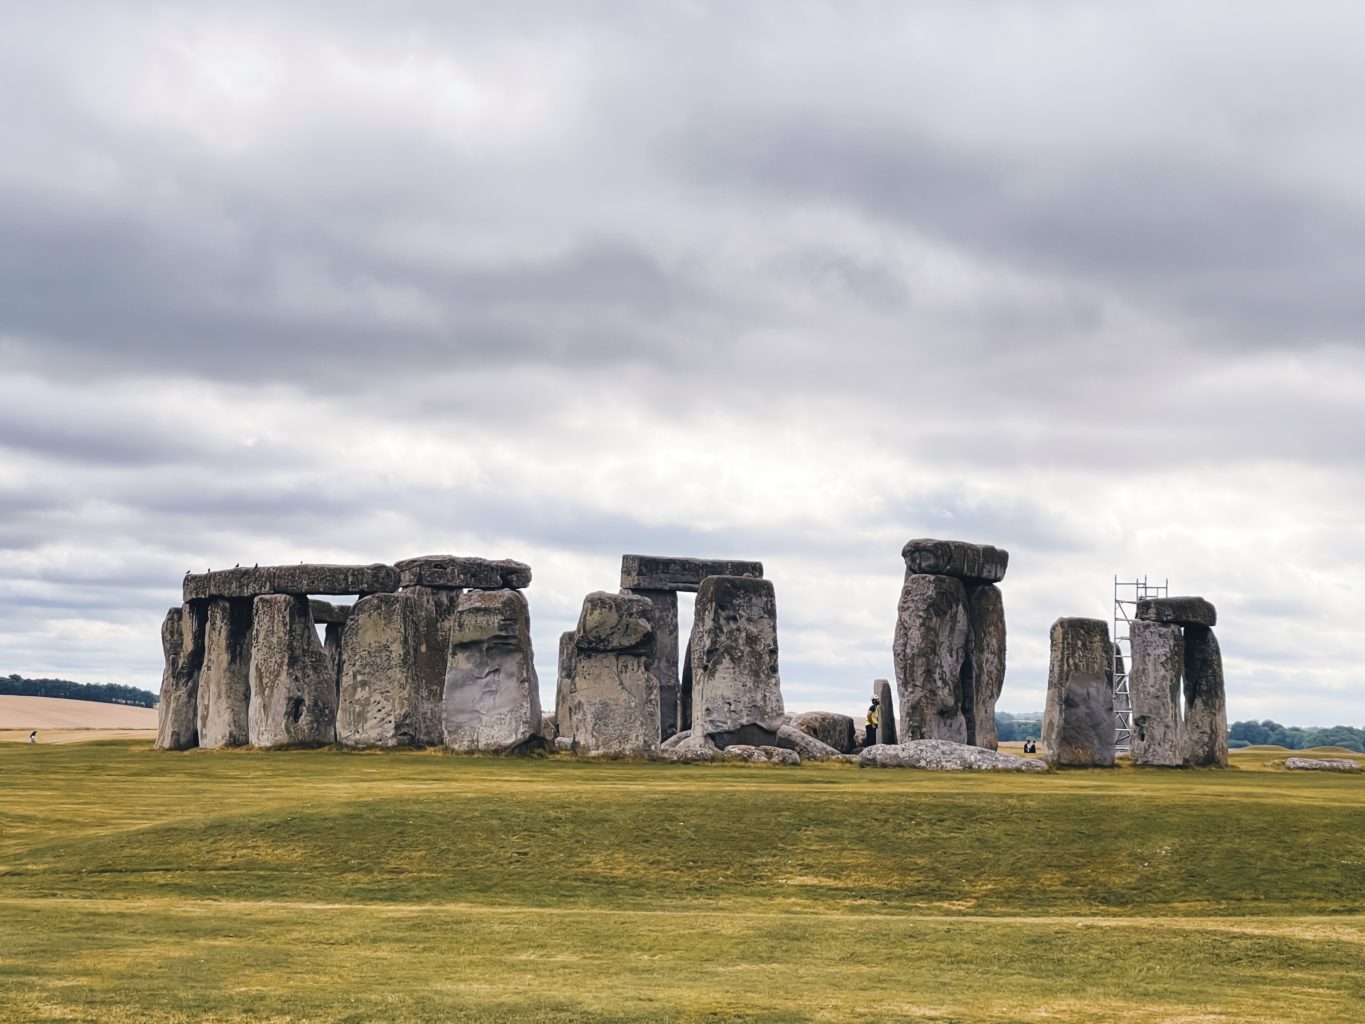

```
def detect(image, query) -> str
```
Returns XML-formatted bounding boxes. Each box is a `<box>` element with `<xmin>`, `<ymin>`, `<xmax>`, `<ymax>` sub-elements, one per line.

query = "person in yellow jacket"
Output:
<box><xmin>865</xmin><ymin>698</ymin><xmax>880</xmax><ymax>747</ymax></box>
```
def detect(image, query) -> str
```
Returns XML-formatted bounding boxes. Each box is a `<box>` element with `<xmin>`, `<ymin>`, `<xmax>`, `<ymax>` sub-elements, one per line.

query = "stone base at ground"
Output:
<box><xmin>859</xmin><ymin>740</ymin><xmax>1046</xmax><ymax>772</ymax></box>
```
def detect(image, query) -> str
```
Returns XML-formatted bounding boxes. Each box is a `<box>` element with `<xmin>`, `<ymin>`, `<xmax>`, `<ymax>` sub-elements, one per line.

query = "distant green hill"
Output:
<box><xmin>1</xmin><ymin>674</ymin><xmax>157</xmax><ymax>708</ymax></box>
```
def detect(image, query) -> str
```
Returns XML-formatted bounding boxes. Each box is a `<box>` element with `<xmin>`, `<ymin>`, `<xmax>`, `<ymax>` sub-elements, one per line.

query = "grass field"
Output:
<box><xmin>1</xmin><ymin>742</ymin><xmax>1362</xmax><ymax>1022</ymax></box>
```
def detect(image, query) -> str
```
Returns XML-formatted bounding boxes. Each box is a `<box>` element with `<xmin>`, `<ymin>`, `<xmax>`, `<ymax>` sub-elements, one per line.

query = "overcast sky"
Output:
<box><xmin>2</xmin><ymin>1</ymin><xmax>1363</xmax><ymax>726</ymax></box>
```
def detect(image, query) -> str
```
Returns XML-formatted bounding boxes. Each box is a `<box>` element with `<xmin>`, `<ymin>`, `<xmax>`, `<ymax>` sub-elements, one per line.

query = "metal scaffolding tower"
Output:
<box><xmin>1113</xmin><ymin>575</ymin><xmax>1168</xmax><ymax>752</ymax></box>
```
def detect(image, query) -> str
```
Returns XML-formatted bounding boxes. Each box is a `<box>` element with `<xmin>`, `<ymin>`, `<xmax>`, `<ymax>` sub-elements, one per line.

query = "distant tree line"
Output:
<box><xmin>1</xmin><ymin>674</ymin><xmax>158</xmax><ymax>708</ymax></box>
<box><xmin>1229</xmin><ymin>720</ymin><xmax>1364</xmax><ymax>752</ymax></box>
<box><xmin>995</xmin><ymin>712</ymin><xmax>1044</xmax><ymax>742</ymax></box>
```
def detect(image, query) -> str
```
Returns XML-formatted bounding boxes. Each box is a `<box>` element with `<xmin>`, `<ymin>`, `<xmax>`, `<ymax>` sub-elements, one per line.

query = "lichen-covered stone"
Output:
<box><xmin>394</xmin><ymin>555</ymin><xmax>531</xmax><ymax>590</ymax></box>
<box><xmin>791</xmin><ymin>711</ymin><xmax>856</xmax><ymax>754</ymax></box>
<box><xmin>1043</xmin><ymin>617</ymin><xmax>1115</xmax><ymax>767</ymax></box>
<box><xmin>1182</xmin><ymin>625</ymin><xmax>1228</xmax><ymax>767</ymax></box>
<box><xmin>894</xmin><ymin>573</ymin><xmax>969</xmax><ymax>743</ymax></box>
<box><xmin>859</xmin><ymin>740</ymin><xmax>1046</xmax><ymax>772</ymax></box>
<box><xmin>1130</xmin><ymin>620</ymin><xmax>1184</xmax><ymax>767</ymax></box>
<box><xmin>901</xmin><ymin>539</ymin><xmax>1009</xmax><ymax>584</ymax></box>
<box><xmin>563</xmin><ymin>592</ymin><xmax>660</xmax><ymax>757</ymax></box>
<box><xmin>336</xmin><ymin>591</ymin><xmax>446</xmax><ymax>747</ymax></box>
<box><xmin>156</xmin><ymin>603</ymin><xmax>205</xmax><ymax>750</ymax></box>
<box><xmin>625</xmin><ymin>588</ymin><xmax>680</xmax><ymax>740</ymax></box>
<box><xmin>1137</xmin><ymin>596</ymin><xmax>1217</xmax><ymax>629</ymax></box>
<box><xmin>689</xmin><ymin>576</ymin><xmax>785</xmax><ymax>743</ymax></box>
<box><xmin>442</xmin><ymin>589</ymin><xmax>541</xmax><ymax>753</ymax></box>
<box><xmin>620</xmin><ymin>555</ymin><xmax>763</xmax><ymax>592</ymax></box>
<box><xmin>248</xmin><ymin>594</ymin><xmax>338</xmax><ymax>747</ymax></box>
<box><xmin>197</xmin><ymin>598</ymin><xmax>254</xmax><ymax>748</ymax></box>
<box><xmin>966</xmin><ymin>583</ymin><xmax>1006</xmax><ymax>750</ymax></box>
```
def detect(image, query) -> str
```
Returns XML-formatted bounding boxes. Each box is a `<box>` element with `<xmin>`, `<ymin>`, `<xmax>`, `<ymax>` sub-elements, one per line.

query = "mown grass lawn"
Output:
<box><xmin>1</xmin><ymin>741</ymin><xmax>1361</xmax><ymax>1022</ymax></box>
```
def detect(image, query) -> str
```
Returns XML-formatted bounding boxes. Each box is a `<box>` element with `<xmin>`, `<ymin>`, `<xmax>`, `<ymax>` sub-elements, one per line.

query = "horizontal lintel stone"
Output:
<box><xmin>620</xmin><ymin>554</ymin><xmax>763</xmax><ymax>592</ymax></box>
<box><xmin>184</xmin><ymin>564</ymin><xmax>400</xmax><ymax>602</ymax></box>
<box><xmin>393</xmin><ymin>555</ymin><xmax>531</xmax><ymax>590</ymax></box>
<box><xmin>900</xmin><ymin>538</ymin><xmax>1009</xmax><ymax>584</ymax></box>
<box><xmin>1137</xmin><ymin>596</ymin><xmax>1217</xmax><ymax>628</ymax></box>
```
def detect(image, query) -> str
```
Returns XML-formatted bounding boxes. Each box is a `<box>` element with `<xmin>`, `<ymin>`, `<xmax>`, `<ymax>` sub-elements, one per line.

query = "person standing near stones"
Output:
<box><xmin>28</xmin><ymin>731</ymin><xmax>37</xmax><ymax>743</ymax></box>
<box><xmin>865</xmin><ymin>698</ymin><xmax>879</xmax><ymax>747</ymax></box>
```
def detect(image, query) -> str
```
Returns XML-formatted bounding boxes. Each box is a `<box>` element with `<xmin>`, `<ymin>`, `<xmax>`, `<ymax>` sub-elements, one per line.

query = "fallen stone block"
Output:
<box><xmin>901</xmin><ymin>539</ymin><xmax>1009</xmax><ymax>584</ymax></box>
<box><xmin>791</xmin><ymin>711</ymin><xmax>856</xmax><ymax>754</ymax></box>
<box><xmin>394</xmin><ymin>555</ymin><xmax>531</xmax><ymax>590</ymax></box>
<box><xmin>1284</xmin><ymin>757</ymin><xmax>1361</xmax><ymax>772</ymax></box>
<box><xmin>1043</xmin><ymin>617</ymin><xmax>1115</xmax><ymax>767</ymax></box>
<box><xmin>859</xmin><ymin>740</ymin><xmax>1046</xmax><ymax>772</ymax></box>
<box><xmin>1137</xmin><ymin>596</ymin><xmax>1217</xmax><ymax>628</ymax></box>
<box><xmin>620</xmin><ymin>554</ymin><xmax>763</xmax><ymax>592</ymax></box>
<box><xmin>775</xmin><ymin>722</ymin><xmax>841</xmax><ymax>761</ymax></box>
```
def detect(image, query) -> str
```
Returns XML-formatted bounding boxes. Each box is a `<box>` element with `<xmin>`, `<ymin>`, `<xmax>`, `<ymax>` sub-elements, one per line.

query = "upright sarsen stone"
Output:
<box><xmin>1129</xmin><ymin>620</ymin><xmax>1184</xmax><ymax>767</ymax></box>
<box><xmin>1043</xmin><ymin>618</ymin><xmax>1115</xmax><ymax>767</ymax></box>
<box><xmin>1182</xmin><ymin>625</ymin><xmax>1228</xmax><ymax>767</ymax></box>
<box><xmin>563</xmin><ymin>592</ymin><xmax>660</xmax><ymax>757</ymax></box>
<box><xmin>336</xmin><ymin>591</ymin><xmax>445</xmax><ymax>747</ymax></box>
<box><xmin>894</xmin><ymin>574</ymin><xmax>969</xmax><ymax>743</ymax></box>
<box><xmin>197</xmin><ymin>598</ymin><xmax>254</xmax><ymax>748</ymax></box>
<box><xmin>689</xmin><ymin>576</ymin><xmax>785</xmax><ymax>745</ymax></box>
<box><xmin>248</xmin><ymin>595</ymin><xmax>338</xmax><ymax>747</ymax></box>
<box><xmin>555</xmin><ymin>630</ymin><xmax>577</xmax><ymax>742</ymax></box>
<box><xmin>966</xmin><ymin>583</ymin><xmax>1006</xmax><ymax>750</ymax></box>
<box><xmin>156</xmin><ymin>603</ymin><xmax>206</xmax><ymax>750</ymax></box>
<box><xmin>442</xmin><ymin>589</ymin><xmax>542</xmax><ymax>753</ymax></box>
<box><xmin>624</xmin><ymin>589</ymin><xmax>680</xmax><ymax>740</ymax></box>
<box><xmin>874</xmin><ymin>678</ymin><xmax>897</xmax><ymax>745</ymax></box>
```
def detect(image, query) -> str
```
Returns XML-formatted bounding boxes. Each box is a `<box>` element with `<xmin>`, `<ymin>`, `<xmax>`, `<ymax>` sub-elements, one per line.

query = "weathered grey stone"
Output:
<box><xmin>679</xmin><ymin>637</ymin><xmax>694</xmax><ymax>732</ymax></box>
<box><xmin>624</xmin><ymin>589</ymin><xmax>680</xmax><ymax>740</ymax></box>
<box><xmin>874</xmin><ymin>679</ymin><xmax>897</xmax><ymax>745</ymax></box>
<box><xmin>663</xmin><ymin>742</ymin><xmax>716</xmax><ymax>763</ymax></box>
<box><xmin>859</xmin><ymin>740</ymin><xmax>1047</xmax><ymax>772</ymax></box>
<box><xmin>792</xmin><ymin>711</ymin><xmax>856</xmax><ymax>754</ymax></box>
<box><xmin>689</xmin><ymin>576</ymin><xmax>785</xmax><ymax>742</ymax></box>
<box><xmin>184</xmin><ymin>563</ymin><xmax>400</xmax><ymax>602</ymax></box>
<box><xmin>540</xmin><ymin>713</ymin><xmax>558</xmax><ymax>740</ymax></box>
<box><xmin>718</xmin><ymin>744</ymin><xmax>801</xmax><ymax>765</ymax></box>
<box><xmin>661</xmin><ymin>728</ymin><xmax>692</xmax><ymax>750</ymax></box>
<box><xmin>197</xmin><ymin>598</ymin><xmax>254</xmax><ymax>748</ymax></box>
<box><xmin>156</xmin><ymin>603</ymin><xmax>206</xmax><ymax>750</ymax></box>
<box><xmin>554</xmin><ymin>736</ymin><xmax>574</xmax><ymax>752</ymax></box>
<box><xmin>1043</xmin><ymin>618</ymin><xmax>1115</xmax><ymax>767</ymax></box>
<box><xmin>442</xmin><ymin>589</ymin><xmax>542</xmax><ymax>753</ymax></box>
<box><xmin>309</xmin><ymin>599</ymin><xmax>351</xmax><ymax>625</ymax></box>
<box><xmin>555</xmin><ymin>630</ymin><xmax>577</xmax><ymax>742</ymax></box>
<box><xmin>1129</xmin><ymin>620</ymin><xmax>1184</xmax><ymax>767</ymax></box>
<box><xmin>620</xmin><ymin>554</ymin><xmax>763</xmax><ymax>592</ymax></box>
<box><xmin>774</xmin><ymin>723</ymin><xmax>840</xmax><ymax>761</ymax></box>
<box><xmin>1182</xmin><ymin>625</ymin><xmax>1228</xmax><ymax>767</ymax></box>
<box><xmin>901</xmin><ymin>539</ymin><xmax>1009</xmax><ymax>584</ymax></box>
<box><xmin>323</xmin><ymin>623</ymin><xmax>344</xmax><ymax>679</ymax></box>
<box><xmin>394</xmin><ymin>555</ymin><xmax>531</xmax><ymax>590</ymax></box>
<box><xmin>1285</xmin><ymin>757</ymin><xmax>1361</xmax><ymax>772</ymax></box>
<box><xmin>562</xmin><ymin>592</ymin><xmax>660</xmax><ymax>757</ymax></box>
<box><xmin>336</xmin><ymin>591</ymin><xmax>445</xmax><ymax>747</ymax></box>
<box><xmin>248</xmin><ymin>594</ymin><xmax>338</xmax><ymax>747</ymax></box>
<box><xmin>893</xmin><ymin>573</ymin><xmax>969</xmax><ymax>743</ymax></box>
<box><xmin>965</xmin><ymin>583</ymin><xmax>1006</xmax><ymax>750</ymax></box>
<box><xmin>1137</xmin><ymin>596</ymin><xmax>1217</xmax><ymax>629</ymax></box>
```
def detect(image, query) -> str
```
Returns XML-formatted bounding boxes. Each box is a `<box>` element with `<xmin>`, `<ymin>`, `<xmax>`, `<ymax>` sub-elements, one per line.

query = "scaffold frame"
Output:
<box><xmin>1113</xmin><ymin>575</ymin><xmax>1169</xmax><ymax>752</ymax></box>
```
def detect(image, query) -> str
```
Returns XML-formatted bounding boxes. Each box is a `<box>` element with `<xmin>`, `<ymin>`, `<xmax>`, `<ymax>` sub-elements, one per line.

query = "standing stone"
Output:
<box><xmin>624</xmin><ymin>589</ymin><xmax>680</xmax><ymax>740</ymax></box>
<box><xmin>689</xmin><ymin>576</ymin><xmax>785</xmax><ymax>746</ymax></box>
<box><xmin>555</xmin><ymin>630</ymin><xmax>577</xmax><ymax>742</ymax></box>
<box><xmin>156</xmin><ymin>603</ymin><xmax>206</xmax><ymax>750</ymax></box>
<box><xmin>442</xmin><ymin>589</ymin><xmax>542</xmax><ymax>753</ymax></box>
<box><xmin>336</xmin><ymin>590</ymin><xmax>445</xmax><ymax>747</ymax></box>
<box><xmin>323</xmin><ymin>623</ymin><xmax>344</xmax><ymax>681</ymax></box>
<box><xmin>893</xmin><ymin>573</ymin><xmax>969</xmax><ymax>743</ymax></box>
<box><xmin>1043</xmin><ymin>618</ymin><xmax>1115</xmax><ymax>767</ymax></box>
<box><xmin>197</xmin><ymin>598</ymin><xmax>254</xmax><ymax>748</ymax></box>
<box><xmin>563</xmin><ymin>592</ymin><xmax>660</xmax><ymax>757</ymax></box>
<box><xmin>966</xmin><ymin>583</ymin><xmax>1006</xmax><ymax>750</ymax></box>
<box><xmin>1129</xmin><ymin>620</ymin><xmax>1184</xmax><ymax>767</ymax></box>
<box><xmin>679</xmin><ymin>637</ymin><xmax>694</xmax><ymax>733</ymax></box>
<box><xmin>1182</xmin><ymin>625</ymin><xmax>1228</xmax><ymax>767</ymax></box>
<box><xmin>248</xmin><ymin>595</ymin><xmax>338</xmax><ymax>747</ymax></box>
<box><xmin>874</xmin><ymin>679</ymin><xmax>897</xmax><ymax>745</ymax></box>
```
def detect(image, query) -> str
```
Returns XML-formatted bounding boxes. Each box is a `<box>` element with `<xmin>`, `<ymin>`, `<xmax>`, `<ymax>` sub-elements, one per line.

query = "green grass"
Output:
<box><xmin>1</xmin><ymin>742</ymin><xmax>1362</xmax><ymax>1022</ymax></box>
